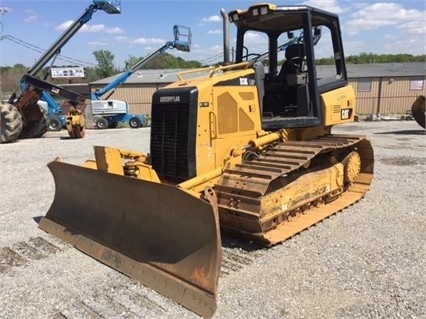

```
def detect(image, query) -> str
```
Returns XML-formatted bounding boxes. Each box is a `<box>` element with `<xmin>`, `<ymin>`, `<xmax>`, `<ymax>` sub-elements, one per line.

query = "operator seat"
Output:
<box><xmin>277</xmin><ymin>43</ymin><xmax>306</xmax><ymax>86</ymax></box>
<box><xmin>262</xmin><ymin>43</ymin><xmax>307</xmax><ymax>117</ymax></box>
<box><xmin>277</xmin><ymin>43</ymin><xmax>307</xmax><ymax>114</ymax></box>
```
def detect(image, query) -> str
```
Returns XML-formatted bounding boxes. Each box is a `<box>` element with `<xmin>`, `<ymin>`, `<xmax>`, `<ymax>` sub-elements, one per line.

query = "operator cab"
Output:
<box><xmin>229</xmin><ymin>4</ymin><xmax>348</xmax><ymax>129</ymax></box>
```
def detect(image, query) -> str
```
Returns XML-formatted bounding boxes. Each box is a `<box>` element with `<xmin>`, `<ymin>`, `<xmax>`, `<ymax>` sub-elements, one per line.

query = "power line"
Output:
<box><xmin>200</xmin><ymin>49</ymin><xmax>235</xmax><ymax>65</ymax></box>
<box><xmin>1</xmin><ymin>34</ymin><xmax>96</xmax><ymax>67</ymax></box>
<box><xmin>200</xmin><ymin>52</ymin><xmax>223</xmax><ymax>65</ymax></box>
<box><xmin>1</xmin><ymin>31</ymin><xmax>238</xmax><ymax>68</ymax></box>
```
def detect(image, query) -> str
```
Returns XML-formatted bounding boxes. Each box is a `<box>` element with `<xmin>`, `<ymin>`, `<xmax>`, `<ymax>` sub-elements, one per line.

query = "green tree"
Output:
<box><xmin>123</xmin><ymin>53</ymin><xmax>202</xmax><ymax>70</ymax></box>
<box><xmin>123</xmin><ymin>55</ymin><xmax>142</xmax><ymax>71</ymax></box>
<box><xmin>0</xmin><ymin>64</ymin><xmax>29</xmax><ymax>96</ymax></box>
<box><xmin>93</xmin><ymin>50</ymin><xmax>116</xmax><ymax>78</ymax></box>
<box><xmin>82</xmin><ymin>67</ymin><xmax>99</xmax><ymax>82</ymax></box>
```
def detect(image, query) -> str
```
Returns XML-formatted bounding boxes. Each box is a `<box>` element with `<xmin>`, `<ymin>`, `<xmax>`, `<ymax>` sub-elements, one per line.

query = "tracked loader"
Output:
<box><xmin>39</xmin><ymin>4</ymin><xmax>374</xmax><ymax>318</ymax></box>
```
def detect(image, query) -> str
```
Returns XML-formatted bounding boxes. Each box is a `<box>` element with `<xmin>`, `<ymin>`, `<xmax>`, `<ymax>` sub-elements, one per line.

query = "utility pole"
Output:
<box><xmin>0</xmin><ymin>6</ymin><xmax>9</xmax><ymax>100</ymax></box>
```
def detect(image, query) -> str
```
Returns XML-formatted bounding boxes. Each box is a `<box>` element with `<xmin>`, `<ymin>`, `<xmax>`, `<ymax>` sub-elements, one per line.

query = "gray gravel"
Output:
<box><xmin>0</xmin><ymin>120</ymin><xmax>425</xmax><ymax>319</ymax></box>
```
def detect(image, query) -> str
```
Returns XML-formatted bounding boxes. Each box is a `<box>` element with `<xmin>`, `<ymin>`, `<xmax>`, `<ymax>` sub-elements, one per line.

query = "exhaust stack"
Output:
<box><xmin>220</xmin><ymin>8</ymin><xmax>230</xmax><ymax>64</ymax></box>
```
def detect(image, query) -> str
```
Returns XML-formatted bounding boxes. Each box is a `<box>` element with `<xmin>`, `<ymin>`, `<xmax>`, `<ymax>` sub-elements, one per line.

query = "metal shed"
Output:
<box><xmin>89</xmin><ymin>69</ymin><xmax>182</xmax><ymax>116</ymax></box>
<box><xmin>346</xmin><ymin>62</ymin><xmax>425</xmax><ymax>115</ymax></box>
<box><xmin>88</xmin><ymin>62</ymin><xmax>426</xmax><ymax>117</ymax></box>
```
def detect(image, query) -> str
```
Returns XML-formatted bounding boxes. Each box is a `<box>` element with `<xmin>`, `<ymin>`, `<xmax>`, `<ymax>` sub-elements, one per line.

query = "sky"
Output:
<box><xmin>0</xmin><ymin>0</ymin><xmax>424</xmax><ymax>69</ymax></box>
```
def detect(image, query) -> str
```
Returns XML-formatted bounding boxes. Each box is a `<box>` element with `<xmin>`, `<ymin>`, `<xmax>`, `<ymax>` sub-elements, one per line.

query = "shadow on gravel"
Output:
<box><xmin>59</xmin><ymin>136</ymin><xmax>81</xmax><ymax>140</ymax></box>
<box><xmin>379</xmin><ymin>156</ymin><xmax>423</xmax><ymax>166</ymax></box>
<box><xmin>221</xmin><ymin>233</ymin><xmax>265</xmax><ymax>252</ymax></box>
<box><xmin>374</xmin><ymin>129</ymin><xmax>425</xmax><ymax>135</ymax></box>
<box><xmin>33</xmin><ymin>216</ymin><xmax>42</xmax><ymax>224</ymax></box>
<box><xmin>42</xmin><ymin>134</ymin><xmax>69</xmax><ymax>139</ymax></box>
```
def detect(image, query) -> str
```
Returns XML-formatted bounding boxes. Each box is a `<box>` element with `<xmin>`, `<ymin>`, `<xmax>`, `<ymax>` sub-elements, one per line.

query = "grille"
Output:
<box><xmin>150</xmin><ymin>88</ymin><xmax>197</xmax><ymax>183</ymax></box>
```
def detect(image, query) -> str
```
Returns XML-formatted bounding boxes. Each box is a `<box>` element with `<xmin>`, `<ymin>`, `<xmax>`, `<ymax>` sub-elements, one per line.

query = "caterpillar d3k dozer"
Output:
<box><xmin>39</xmin><ymin>3</ymin><xmax>374</xmax><ymax>318</ymax></box>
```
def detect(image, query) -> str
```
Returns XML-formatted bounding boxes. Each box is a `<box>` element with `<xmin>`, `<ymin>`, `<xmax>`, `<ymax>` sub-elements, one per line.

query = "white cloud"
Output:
<box><xmin>208</xmin><ymin>29</ymin><xmax>222</xmax><ymax>35</ymax></box>
<box><xmin>23</xmin><ymin>9</ymin><xmax>36</xmax><ymax>22</ymax></box>
<box><xmin>303</xmin><ymin>0</ymin><xmax>343</xmax><ymax>14</ymax></box>
<box><xmin>88</xmin><ymin>41</ymin><xmax>109</xmax><ymax>46</ymax></box>
<box><xmin>0</xmin><ymin>6</ymin><xmax>11</xmax><ymax>15</ymax></box>
<box><xmin>243</xmin><ymin>31</ymin><xmax>268</xmax><ymax>45</ymax></box>
<box><xmin>384</xmin><ymin>33</ymin><xmax>397</xmax><ymax>40</ymax></box>
<box><xmin>105</xmin><ymin>27</ymin><xmax>124</xmax><ymax>34</ymax></box>
<box><xmin>83</xmin><ymin>24</ymin><xmax>105</xmax><ymax>33</ymax></box>
<box><xmin>56</xmin><ymin>21</ymin><xmax>73</xmax><ymax>31</ymax></box>
<box><xmin>208</xmin><ymin>44</ymin><xmax>222</xmax><ymax>52</ymax></box>
<box><xmin>131</xmin><ymin>37</ymin><xmax>165</xmax><ymax>45</ymax></box>
<box><xmin>397</xmin><ymin>20</ymin><xmax>426</xmax><ymax>35</ymax></box>
<box><xmin>55</xmin><ymin>21</ymin><xmax>123</xmax><ymax>34</ymax></box>
<box><xmin>201</xmin><ymin>15</ymin><xmax>221</xmax><ymax>23</ymax></box>
<box><xmin>24</xmin><ymin>15</ymin><xmax>37</xmax><ymax>22</ymax></box>
<box><xmin>346</xmin><ymin>3</ymin><xmax>424</xmax><ymax>32</ymax></box>
<box><xmin>114</xmin><ymin>36</ymin><xmax>128</xmax><ymax>42</ymax></box>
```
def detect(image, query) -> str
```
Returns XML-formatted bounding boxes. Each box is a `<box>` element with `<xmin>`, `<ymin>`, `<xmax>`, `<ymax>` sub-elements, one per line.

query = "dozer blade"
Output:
<box><xmin>39</xmin><ymin>160</ymin><xmax>221</xmax><ymax>318</ymax></box>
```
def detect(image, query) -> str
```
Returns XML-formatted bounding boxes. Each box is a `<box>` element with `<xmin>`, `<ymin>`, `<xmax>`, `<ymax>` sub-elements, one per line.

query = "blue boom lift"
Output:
<box><xmin>91</xmin><ymin>25</ymin><xmax>191</xmax><ymax>129</ymax></box>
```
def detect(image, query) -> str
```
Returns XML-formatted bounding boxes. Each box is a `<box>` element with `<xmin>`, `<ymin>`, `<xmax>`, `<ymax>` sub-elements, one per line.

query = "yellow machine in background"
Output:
<box><xmin>39</xmin><ymin>4</ymin><xmax>374</xmax><ymax>318</ymax></box>
<box><xmin>65</xmin><ymin>107</ymin><xmax>86</xmax><ymax>138</ymax></box>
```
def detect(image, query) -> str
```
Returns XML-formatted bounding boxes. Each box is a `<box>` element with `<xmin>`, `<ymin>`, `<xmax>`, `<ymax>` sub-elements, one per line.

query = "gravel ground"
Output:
<box><xmin>0</xmin><ymin>120</ymin><xmax>425</xmax><ymax>319</ymax></box>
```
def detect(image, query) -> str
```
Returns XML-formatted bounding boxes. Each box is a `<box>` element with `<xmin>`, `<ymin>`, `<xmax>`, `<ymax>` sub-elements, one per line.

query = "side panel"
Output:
<box><xmin>210</xmin><ymin>84</ymin><xmax>261</xmax><ymax>169</ymax></box>
<box><xmin>321</xmin><ymin>85</ymin><xmax>356</xmax><ymax>126</ymax></box>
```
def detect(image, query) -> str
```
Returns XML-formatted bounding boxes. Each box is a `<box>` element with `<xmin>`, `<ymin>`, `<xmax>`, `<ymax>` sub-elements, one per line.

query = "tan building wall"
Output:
<box><xmin>89</xmin><ymin>75</ymin><xmax>425</xmax><ymax>117</ymax></box>
<box><xmin>349</xmin><ymin>76</ymin><xmax>425</xmax><ymax>115</ymax></box>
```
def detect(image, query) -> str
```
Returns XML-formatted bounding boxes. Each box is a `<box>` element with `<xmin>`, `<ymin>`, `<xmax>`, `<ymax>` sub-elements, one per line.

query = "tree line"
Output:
<box><xmin>316</xmin><ymin>52</ymin><xmax>425</xmax><ymax>65</ymax></box>
<box><xmin>1</xmin><ymin>50</ymin><xmax>424</xmax><ymax>97</ymax></box>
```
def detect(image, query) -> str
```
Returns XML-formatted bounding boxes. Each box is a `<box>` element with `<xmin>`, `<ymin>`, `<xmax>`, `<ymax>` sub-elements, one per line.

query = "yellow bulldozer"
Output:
<box><xmin>39</xmin><ymin>3</ymin><xmax>374</xmax><ymax>318</ymax></box>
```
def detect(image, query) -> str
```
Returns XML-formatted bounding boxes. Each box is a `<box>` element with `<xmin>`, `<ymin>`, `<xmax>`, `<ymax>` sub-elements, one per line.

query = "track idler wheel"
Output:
<box><xmin>342</xmin><ymin>151</ymin><xmax>361</xmax><ymax>183</ymax></box>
